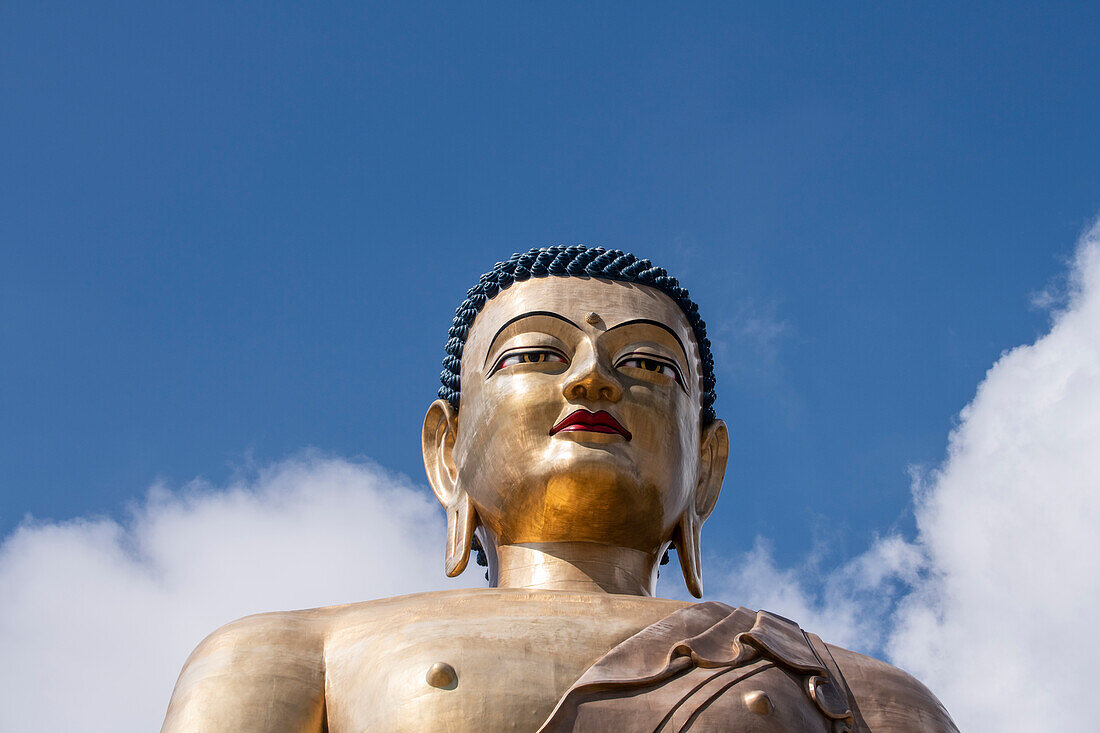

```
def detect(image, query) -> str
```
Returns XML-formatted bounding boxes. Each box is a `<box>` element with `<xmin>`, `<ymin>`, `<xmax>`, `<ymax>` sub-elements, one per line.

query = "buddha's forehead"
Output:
<box><xmin>465</xmin><ymin>276</ymin><xmax>697</xmax><ymax>362</ymax></box>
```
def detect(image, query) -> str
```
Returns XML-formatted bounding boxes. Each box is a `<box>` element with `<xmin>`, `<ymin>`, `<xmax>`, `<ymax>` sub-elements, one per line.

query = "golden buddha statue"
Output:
<box><xmin>162</xmin><ymin>247</ymin><xmax>957</xmax><ymax>731</ymax></box>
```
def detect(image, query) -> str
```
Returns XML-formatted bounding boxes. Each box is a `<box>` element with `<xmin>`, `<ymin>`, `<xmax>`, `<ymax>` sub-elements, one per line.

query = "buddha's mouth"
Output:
<box><xmin>550</xmin><ymin>409</ymin><xmax>632</xmax><ymax>441</ymax></box>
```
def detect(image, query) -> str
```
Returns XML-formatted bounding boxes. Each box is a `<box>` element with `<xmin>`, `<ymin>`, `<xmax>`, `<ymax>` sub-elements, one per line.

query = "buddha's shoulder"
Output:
<box><xmin>330</xmin><ymin>587</ymin><xmax>690</xmax><ymax>624</ymax></box>
<box><xmin>195</xmin><ymin>588</ymin><xmax>690</xmax><ymax>651</ymax></box>
<box><xmin>826</xmin><ymin>643</ymin><xmax>959</xmax><ymax>732</ymax></box>
<box><xmin>322</xmin><ymin>589</ymin><xmax>691</xmax><ymax>649</ymax></box>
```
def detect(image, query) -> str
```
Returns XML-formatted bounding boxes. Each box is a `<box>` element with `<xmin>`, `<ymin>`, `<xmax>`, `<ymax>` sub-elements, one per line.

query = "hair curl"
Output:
<box><xmin>439</xmin><ymin>245</ymin><xmax>717</xmax><ymax>423</ymax></box>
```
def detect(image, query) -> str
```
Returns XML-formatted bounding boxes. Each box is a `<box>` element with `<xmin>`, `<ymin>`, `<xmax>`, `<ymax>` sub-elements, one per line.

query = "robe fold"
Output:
<box><xmin>538</xmin><ymin>601</ymin><xmax>869</xmax><ymax>732</ymax></box>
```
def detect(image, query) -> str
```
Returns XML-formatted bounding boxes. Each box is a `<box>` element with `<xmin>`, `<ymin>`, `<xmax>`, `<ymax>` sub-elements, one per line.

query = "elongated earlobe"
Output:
<box><xmin>676</xmin><ymin>512</ymin><xmax>704</xmax><ymax>597</ymax></box>
<box><xmin>422</xmin><ymin>399</ymin><xmax>477</xmax><ymax>577</ymax></box>
<box><xmin>677</xmin><ymin>419</ymin><xmax>730</xmax><ymax>598</ymax></box>
<box><xmin>444</xmin><ymin>491</ymin><xmax>478</xmax><ymax>577</ymax></box>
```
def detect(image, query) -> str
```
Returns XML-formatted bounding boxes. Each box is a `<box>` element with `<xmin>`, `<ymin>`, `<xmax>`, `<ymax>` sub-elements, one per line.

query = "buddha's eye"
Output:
<box><xmin>493</xmin><ymin>349</ymin><xmax>567</xmax><ymax>372</ymax></box>
<box><xmin>616</xmin><ymin>354</ymin><xmax>684</xmax><ymax>387</ymax></box>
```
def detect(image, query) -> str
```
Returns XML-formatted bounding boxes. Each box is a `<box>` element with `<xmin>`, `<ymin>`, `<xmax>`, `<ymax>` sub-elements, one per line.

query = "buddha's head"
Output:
<box><xmin>422</xmin><ymin>247</ymin><xmax>728</xmax><ymax>597</ymax></box>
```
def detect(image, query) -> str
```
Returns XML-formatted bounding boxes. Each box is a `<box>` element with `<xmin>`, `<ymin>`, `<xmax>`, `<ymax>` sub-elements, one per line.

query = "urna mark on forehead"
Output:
<box><xmin>438</xmin><ymin>245</ymin><xmax>718</xmax><ymax>422</ymax></box>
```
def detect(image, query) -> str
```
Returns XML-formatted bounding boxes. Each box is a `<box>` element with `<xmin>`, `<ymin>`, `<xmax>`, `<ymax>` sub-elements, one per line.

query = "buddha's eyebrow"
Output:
<box><xmin>605</xmin><ymin>318</ymin><xmax>690</xmax><ymax>367</ymax></box>
<box><xmin>483</xmin><ymin>311</ymin><xmax>581</xmax><ymax>367</ymax></box>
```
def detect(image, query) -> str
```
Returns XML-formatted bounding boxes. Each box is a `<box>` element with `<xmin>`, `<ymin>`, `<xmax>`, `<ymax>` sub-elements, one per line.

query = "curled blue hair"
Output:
<box><xmin>439</xmin><ymin>245</ymin><xmax>717</xmax><ymax>424</ymax></box>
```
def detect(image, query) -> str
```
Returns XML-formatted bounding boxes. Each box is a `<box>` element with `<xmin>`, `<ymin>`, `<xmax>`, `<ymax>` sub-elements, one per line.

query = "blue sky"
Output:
<box><xmin>3</xmin><ymin>2</ymin><xmax>1098</xmax><ymax>570</ymax></box>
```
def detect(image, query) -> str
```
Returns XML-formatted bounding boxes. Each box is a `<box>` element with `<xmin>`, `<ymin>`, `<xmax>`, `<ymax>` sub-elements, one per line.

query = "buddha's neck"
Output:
<box><xmin>492</xmin><ymin>541</ymin><xmax>659</xmax><ymax>596</ymax></box>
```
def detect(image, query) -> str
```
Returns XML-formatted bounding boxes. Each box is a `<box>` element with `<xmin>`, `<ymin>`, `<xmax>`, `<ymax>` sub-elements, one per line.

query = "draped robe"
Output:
<box><xmin>539</xmin><ymin>602</ymin><xmax>868</xmax><ymax>733</ymax></box>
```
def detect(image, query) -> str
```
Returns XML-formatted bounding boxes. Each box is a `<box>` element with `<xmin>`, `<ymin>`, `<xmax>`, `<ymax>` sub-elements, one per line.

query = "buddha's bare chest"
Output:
<box><xmin>319</xmin><ymin>594</ymin><xmax>832</xmax><ymax>733</ymax></box>
<box><xmin>323</xmin><ymin>608</ymin><xmax>639</xmax><ymax>732</ymax></box>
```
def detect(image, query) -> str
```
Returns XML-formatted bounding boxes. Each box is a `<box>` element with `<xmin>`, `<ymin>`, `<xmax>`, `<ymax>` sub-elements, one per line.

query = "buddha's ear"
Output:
<box><xmin>422</xmin><ymin>399</ymin><xmax>476</xmax><ymax>577</ymax></box>
<box><xmin>677</xmin><ymin>418</ymin><xmax>730</xmax><ymax>598</ymax></box>
<box><xmin>695</xmin><ymin>419</ymin><xmax>729</xmax><ymax>520</ymax></box>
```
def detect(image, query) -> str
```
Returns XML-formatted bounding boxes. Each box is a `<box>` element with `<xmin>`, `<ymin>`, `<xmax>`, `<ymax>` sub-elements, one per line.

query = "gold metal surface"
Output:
<box><xmin>161</xmin><ymin>275</ymin><xmax>957</xmax><ymax>732</ymax></box>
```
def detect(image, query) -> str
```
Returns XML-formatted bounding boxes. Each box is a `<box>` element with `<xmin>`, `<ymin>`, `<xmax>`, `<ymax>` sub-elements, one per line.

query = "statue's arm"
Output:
<box><xmin>828</xmin><ymin>645</ymin><xmax>959</xmax><ymax>732</ymax></box>
<box><xmin>161</xmin><ymin>611</ymin><xmax>327</xmax><ymax>733</ymax></box>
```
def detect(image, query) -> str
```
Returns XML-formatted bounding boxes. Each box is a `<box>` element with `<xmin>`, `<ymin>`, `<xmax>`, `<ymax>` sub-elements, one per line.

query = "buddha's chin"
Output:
<box><xmin>486</xmin><ymin>465</ymin><xmax>674</xmax><ymax>550</ymax></box>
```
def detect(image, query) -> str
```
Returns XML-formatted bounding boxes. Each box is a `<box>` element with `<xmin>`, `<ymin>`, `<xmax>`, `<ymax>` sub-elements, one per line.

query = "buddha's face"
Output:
<box><xmin>449</xmin><ymin>276</ymin><xmax>709</xmax><ymax>553</ymax></box>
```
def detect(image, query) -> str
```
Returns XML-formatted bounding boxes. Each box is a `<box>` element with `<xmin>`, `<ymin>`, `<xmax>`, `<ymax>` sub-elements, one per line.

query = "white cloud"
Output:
<box><xmin>693</xmin><ymin>533</ymin><xmax>923</xmax><ymax>654</ymax></box>
<box><xmin>885</xmin><ymin>219</ymin><xmax>1100</xmax><ymax>731</ymax></box>
<box><xmin>700</xmin><ymin>218</ymin><xmax>1100</xmax><ymax>732</ymax></box>
<box><xmin>0</xmin><ymin>454</ymin><xmax>477</xmax><ymax>732</ymax></box>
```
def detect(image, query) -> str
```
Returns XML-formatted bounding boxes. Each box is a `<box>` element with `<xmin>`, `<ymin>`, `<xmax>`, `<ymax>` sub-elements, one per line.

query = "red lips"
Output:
<box><xmin>550</xmin><ymin>409</ymin><xmax>632</xmax><ymax>441</ymax></box>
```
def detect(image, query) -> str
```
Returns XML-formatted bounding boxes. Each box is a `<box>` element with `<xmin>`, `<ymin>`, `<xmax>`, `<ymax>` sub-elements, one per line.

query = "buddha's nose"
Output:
<box><xmin>563</xmin><ymin>348</ymin><xmax>622</xmax><ymax>403</ymax></box>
